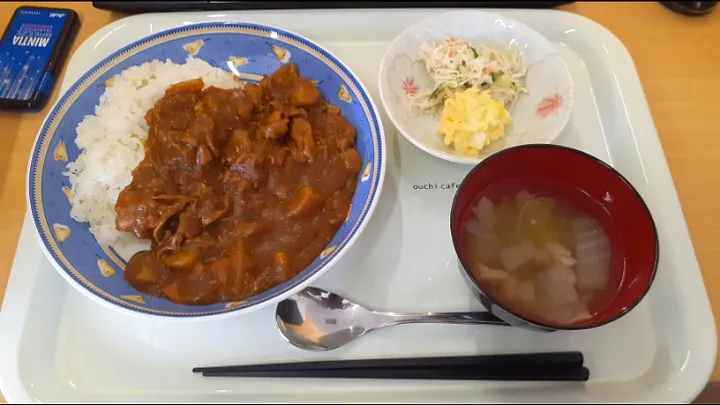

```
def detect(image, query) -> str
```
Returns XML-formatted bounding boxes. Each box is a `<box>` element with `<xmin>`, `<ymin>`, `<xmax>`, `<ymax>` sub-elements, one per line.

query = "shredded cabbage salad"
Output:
<box><xmin>408</xmin><ymin>38</ymin><xmax>528</xmax><ymax>113</ymax></box>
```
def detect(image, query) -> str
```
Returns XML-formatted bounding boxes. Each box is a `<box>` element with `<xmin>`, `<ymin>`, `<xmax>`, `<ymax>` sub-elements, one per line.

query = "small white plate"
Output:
<box><xmin>378</xmin><ymin>10</ymin><xmax>574</xmax><ymax>165</ymax></box>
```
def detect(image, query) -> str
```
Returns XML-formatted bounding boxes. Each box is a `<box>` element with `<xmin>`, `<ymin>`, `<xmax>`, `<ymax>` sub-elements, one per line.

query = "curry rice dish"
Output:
<box><xmin>71</xmin><ymin>61</ymin><xmax>363</xmax><ymax>306</ymax></box>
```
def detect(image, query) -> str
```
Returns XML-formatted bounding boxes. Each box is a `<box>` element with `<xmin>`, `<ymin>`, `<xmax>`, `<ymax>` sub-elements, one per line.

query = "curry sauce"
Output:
<box><xmin>115</xmin><ymin>63</ymin><xmax>361</xmax><ymax>305</ymax></box>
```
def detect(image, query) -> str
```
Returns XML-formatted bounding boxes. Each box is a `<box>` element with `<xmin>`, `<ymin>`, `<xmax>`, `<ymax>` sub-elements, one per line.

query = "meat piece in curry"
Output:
<box><xmin>115</xmin><ymin>63</ymin><xmax>362</xmax><ymax>305</ymax></box>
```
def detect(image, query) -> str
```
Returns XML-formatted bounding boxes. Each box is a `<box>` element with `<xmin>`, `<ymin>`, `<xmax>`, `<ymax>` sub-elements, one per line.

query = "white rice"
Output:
<box><xmin>64</xmin><ymin>56</ymin><xmax>239</xmax><ymax>249</ymax></box>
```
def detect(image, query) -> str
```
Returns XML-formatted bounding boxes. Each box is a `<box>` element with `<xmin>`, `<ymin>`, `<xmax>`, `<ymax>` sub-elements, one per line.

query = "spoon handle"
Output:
<box><xmin>378</xmin><ymin>311</ymin><xmax>509</xmax><ymax>327</ymax></box>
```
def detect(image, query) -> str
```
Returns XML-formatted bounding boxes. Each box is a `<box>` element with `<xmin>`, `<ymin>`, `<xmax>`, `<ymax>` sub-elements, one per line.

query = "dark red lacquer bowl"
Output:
<box><xmin>450</xmin><ymin>144</ymin><xmax>659</xmax><ymax>331</ymax></box>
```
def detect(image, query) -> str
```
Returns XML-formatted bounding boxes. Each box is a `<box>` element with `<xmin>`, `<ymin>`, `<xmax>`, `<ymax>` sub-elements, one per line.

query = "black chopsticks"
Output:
<box><xmin>194</xmin><ymin>351</ymin><xmax>590</xmax><ymax>382</ymax></box>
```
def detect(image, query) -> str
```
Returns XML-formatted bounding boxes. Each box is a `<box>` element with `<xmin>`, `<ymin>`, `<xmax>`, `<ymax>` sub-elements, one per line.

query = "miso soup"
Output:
<box><xmin>461</xmin><ymin>177</ymin><xmax>625</xmax><ymax>327</ymax></box>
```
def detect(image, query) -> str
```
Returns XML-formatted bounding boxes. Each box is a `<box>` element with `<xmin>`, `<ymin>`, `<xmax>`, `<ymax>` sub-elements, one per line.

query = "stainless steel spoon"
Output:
<box><xmin>275</xmin><ymin>286</ymin><xmax>509</xmax><ymax>351</ymax></box>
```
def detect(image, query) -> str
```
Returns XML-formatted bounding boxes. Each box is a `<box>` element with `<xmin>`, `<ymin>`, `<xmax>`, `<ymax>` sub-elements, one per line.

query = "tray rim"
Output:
<box><xmin>0</xmin><ymin>7</ymin><xmax>716</xmax><ymax>403</ymax></box>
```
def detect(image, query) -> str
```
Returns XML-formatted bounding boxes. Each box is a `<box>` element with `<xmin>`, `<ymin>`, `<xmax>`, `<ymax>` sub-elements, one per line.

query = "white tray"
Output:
<box><xmin>0</xmin><ymin>8</ymin><xmax>716</xmax><ymax>403</ymax></box>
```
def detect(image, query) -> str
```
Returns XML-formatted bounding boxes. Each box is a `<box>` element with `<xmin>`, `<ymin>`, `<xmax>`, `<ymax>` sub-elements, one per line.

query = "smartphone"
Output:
<box><xmin>0</xmin><ymin>6</ymin><xmax>80</xmax><ymax>112</ymax></box>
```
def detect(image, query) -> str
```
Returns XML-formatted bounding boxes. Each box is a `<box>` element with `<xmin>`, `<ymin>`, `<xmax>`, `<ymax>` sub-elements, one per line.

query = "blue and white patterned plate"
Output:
<box><xmin>27</xmin><ymin>22</ymin><xmax>386</xmax><ymax>318</ymax></box>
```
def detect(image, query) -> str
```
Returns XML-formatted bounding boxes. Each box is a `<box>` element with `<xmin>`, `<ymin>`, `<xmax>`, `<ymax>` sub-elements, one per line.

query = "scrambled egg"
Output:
<box><xmin>439</xmin><ymin>87</ymin><xmax>512</xmax><ymax>156</ymax></box>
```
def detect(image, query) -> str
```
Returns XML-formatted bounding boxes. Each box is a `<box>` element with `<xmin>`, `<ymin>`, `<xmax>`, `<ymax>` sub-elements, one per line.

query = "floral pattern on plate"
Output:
<box><xmin>536</xmin><ymin>88</ymin><xmax>571</xmax><ymax>119</ymax></box>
